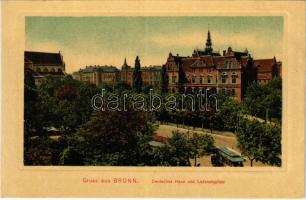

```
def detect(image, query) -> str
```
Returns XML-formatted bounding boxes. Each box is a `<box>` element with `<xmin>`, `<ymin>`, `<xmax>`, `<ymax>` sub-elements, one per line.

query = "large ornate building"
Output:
<box><xmin>165</xmin><ymin>30</ymin><xmax>282</xmax><ymax>101</ymax></box>
<box><xmin>70</xmin><ymin>30</ymin><xmax>281</xmax><ymax>101</ymax></box>
<box><xmin>24</xmin><ymin>51</ymin><xmax>66</xmax><ymax>85</ymax></box>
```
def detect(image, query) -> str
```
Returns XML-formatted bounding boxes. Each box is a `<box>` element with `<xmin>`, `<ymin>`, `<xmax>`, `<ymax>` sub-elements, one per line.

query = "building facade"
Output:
<box><xmin>165</xmin><ymin>31</ymin><xmax>281</xmax><ymax>101</ymax></box>
<box><xmin>72</xmin><ymin>65</ymin><xmax>119</xmax><ymax>86</ymax></box>
<box><xmin>141</xmin><ymin>65</ymin><xmax>162</xmax><ymax>87</ymax></box>
<box><xmin>24</xmin><ymin>51</ymin><xmax>66</xmax><ymax>85</ymax></box>
<box><xmin>120</xmin><ymin>58</ymin><xmax>133</xmax><ymax>86</ymax></box>
<box><xmin>253</xmin><ymin>58</ymin><xmax>281</xmax><ymax>85</ymax></box>
<box><xmin>74</xmin><ymin>59</ymin><xmax>162</xmax><ymax>89</ymax></box>
<box><xmin>71</xmin><ymin>30</ymin><xmax>281</xmax><ymax>101</ymax></box>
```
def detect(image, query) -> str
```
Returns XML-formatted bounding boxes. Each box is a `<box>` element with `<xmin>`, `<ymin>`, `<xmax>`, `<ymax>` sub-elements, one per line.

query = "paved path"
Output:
<box><xmin>156</xmin><ymin>124</ymin><xmax>239</xmax><ymax>152</ymax></box>
<box><xmin>156</xmin><ymin>124</ymin><xmax>268</xmax><ymax>167</ymax></box>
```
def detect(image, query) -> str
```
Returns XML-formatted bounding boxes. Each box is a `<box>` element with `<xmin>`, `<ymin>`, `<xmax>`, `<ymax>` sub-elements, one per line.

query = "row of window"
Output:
<box><xmin>171</xmin><ymin>75</ymin><xmax>238</xmax><ymax>84</ymax></box>
<box><xmin>221</xmin><ymin>75</ymin><xmax>238</xmax><ymax>84</ymax></box>
<box><xmin>169</xmin><ymin>87</ymin><xmax>237</xmax><ymax>96</ymax></box>
<box><xmin>258</xmin><ymin>79</ymin><xmax>271</xmax><ymax>84</ymax></box>
<box><xmin>36</xmin><ymin>68</ymin><xmax>63</xmax><ymax>73</ymax></box>
<box><xmin>220</xmin><ymin>88</ymin><xmax>236</xmax><ymax>96</ymax></box>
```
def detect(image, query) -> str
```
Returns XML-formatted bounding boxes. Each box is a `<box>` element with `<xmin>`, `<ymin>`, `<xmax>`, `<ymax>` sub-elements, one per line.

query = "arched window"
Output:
<box><xmin>232</xmin><ymin>72</ymin><xmax>238</xmax><ymax>84</ymax></box>
<box><xmin>226</xmin><ymin>61</ymin><xmax>233</xmax><ymax>68</ymax></box>
<box><xmin>36</xmin><ymin>68</ymin><xmax>41</xmax><ymax>72</ymax></box>
<box><xmin>58</xmin><ymin>68</ymin><xmax>63</xmax><ymax>73</ymax></box>
<box><xmin>191</xmin><ymin>75</ymin><xmax>196</xmax><ymax>83</ymax></box>
<box><xmin>43</xmin><ymin>68</ymin><xmax>48</xmax><ymax>72</ymax></box>
<box><xmin>221</xmin><ymin>72</ymin><xmax>227</xmax><ymax>84</ymax></box>
<box><xmin>51</xmin><ymin>68</ymin><xmax>55</xmax><ymax>72</ymax></box>
<box><xmin>207</xmin><ymin>75</ymin><xmax>212</xmax><ymax>84</ymax></box>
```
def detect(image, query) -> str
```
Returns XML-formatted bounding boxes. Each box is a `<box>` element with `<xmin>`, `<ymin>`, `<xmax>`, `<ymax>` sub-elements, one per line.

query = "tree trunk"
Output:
<box><xmin>194</xmin><ymin>156</ymin><xmax>197</xmax><ymax>166</ymax></box>
<box><xmin>250</xmin><ymin>158</ymin><xmax>254</xmax><ymax>167</ymax></box>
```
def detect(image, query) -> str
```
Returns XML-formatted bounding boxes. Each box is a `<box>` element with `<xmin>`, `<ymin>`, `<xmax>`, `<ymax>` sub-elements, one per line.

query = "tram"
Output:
<box><xmin>211</xmin><ymin>146</ymin><xmax>244</xmax><ymax>167</ymax></box>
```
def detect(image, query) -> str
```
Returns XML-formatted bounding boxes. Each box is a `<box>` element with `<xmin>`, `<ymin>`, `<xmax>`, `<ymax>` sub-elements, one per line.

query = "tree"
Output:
<box><xmin>160</xmin><ymin>64</ymin><xmax>169</xmax><ymax>94</ymax></box>
<box><xmin>54</xmin><ymin>83</ymin><xmax>78</xmax><ymax>101</ymax></box>
<box><xmin>39</xmin><ymin>75</ymin><xmax>62</xmax><ymax>96</ymax></box>
<box><xmin>34</xmin><ymin>90</ymin><xmax>59</xmax><ymax>132</ymax></box>
<box><xmin>62</xmin><ymin>108</ymin><xmax>154</xmax><ymax>166</ymax></box>
<box><xmin>55</xmin><ymin>100</ymin><xmax>79</xmax><ymax>132</ymax></box>
<box><xmin>189</xmin><ymin>133</ymin><xmax>215</xmax><ymax>166</ymax></box>
<box><xmin>243</xmin><ymin>78</ymin><xmax>282</xmax><ymax>123</ymax></box>
<box><xmin>168</xmin><ymin>131</ymin><xmax>191</xmax><ymax>166</ymax></box>
<box><xmin>217</xmin><ymin>98</ymin><xmax>244</xmax><ymax>132</ymax></box>
<box><xmin>236</xmin><ymin>119</ymin><xmax>281</xmax><ymax>167</ymax></box>
<box><xmin>114</xmin><ymin>81</ymin><xmax>132</xmax><ymax>94</ymax></box>
<box><xmin>59</xmin><ymin>134</ymin><xmax>85</xmax><ymax>165</ymax></box>
<box><xmin>24</xmin><ymin>71</ymin><xmax>38</xmax><ymax>135</ymax></box>
<box><xmin>24</xmin><ymin>136</ymin><xmax>64</xmax><ymax>165</ymax></box>
<box><xmin>133</xmin><ymin>56</ymin><xmax>142</xmax><ymax>93</ymax></box>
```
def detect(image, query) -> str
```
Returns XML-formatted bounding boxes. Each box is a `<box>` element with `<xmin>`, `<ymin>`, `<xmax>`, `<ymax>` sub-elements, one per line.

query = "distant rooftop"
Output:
<box><xmin>25</xmin><ymin>51</ymin><xmax>64</xmax><ymax>66</ymax></box>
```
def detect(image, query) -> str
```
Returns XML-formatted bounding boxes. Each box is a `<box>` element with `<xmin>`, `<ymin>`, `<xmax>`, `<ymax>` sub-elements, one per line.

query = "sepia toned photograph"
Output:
<box><xmin>2</xmin><ymin>0</ymin><xmax>305</xmax><ymax>198</ymax></box>
<box><xmin>24</xmin><ymin>16</ymin><xmax>282</xmax><ymax>167</ymax></box>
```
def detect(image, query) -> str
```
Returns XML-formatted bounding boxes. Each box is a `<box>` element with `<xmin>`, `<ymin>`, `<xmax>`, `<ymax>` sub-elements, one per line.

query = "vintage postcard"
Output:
<box><xmin>1</xmin><ymin>0</ymin><xmax>305</xmax><ymax>198</ymax></box>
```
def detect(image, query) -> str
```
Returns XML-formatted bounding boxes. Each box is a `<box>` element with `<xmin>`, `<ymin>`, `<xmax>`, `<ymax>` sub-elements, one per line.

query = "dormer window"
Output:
<box><xmin>226</xmin><ymin>61</ymin><xmax>233</xmax><ymax>68</ymax></box>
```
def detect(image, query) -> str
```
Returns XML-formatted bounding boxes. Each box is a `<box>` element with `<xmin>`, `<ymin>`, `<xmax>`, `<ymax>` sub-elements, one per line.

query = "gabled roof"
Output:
<box><xmin>213</xmin><ymin>56</ymin><xmax>226</xmax><ymax>68</ymax></box>
<box><xmin>253</xmin><ymin>58</ymin><xmax>276</xmax><ymax>71</ymax></box>
<box><xmin>101</xmin><ymin>66</ymin><xmax>118</xmax><ymax>72</ymax></box>
<box><xmin>199</xmin><ymin>55</ymin><xmax>214</xmax><ymax>66</ymax></box>
<box><xmin>81</xmin><ymin>66</ymin><xmax>96</xmax><ymax>73</ymax></box>
<box><xmin>181</xmin><ymin>57</ymin><xmax>197</xmax><ymax>71</ymax></box>
<box><xmin>25</xmin><ymin>51</ymin><xmax>64</xmax><ymax>66</ymax></box>
<box><xmin>193</xmin><ymin>49</ymin><xmax>221</xmax><ymax>57</ymax></box>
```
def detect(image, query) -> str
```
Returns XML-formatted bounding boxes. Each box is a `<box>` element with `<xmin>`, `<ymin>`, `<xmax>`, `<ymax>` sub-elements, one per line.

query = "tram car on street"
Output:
<box><xmin>211</xmin><ymin>146</ymin><xmax>244</xmax><ymax>167</ymax></box>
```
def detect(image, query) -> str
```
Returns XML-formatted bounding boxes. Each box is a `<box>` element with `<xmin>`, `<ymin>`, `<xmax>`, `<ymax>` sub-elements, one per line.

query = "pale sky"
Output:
<box><xmin>25</xmin><ymin>16</ymin><xmax>283</xmax><ymax>73</ymax></box>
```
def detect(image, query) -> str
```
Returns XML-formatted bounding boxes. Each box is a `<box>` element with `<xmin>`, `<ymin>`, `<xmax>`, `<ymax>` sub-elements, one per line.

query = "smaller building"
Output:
<box><xmin>119</xmin><ymin>58</ymin><xmax>162</xmax><ymax>88</ymax></box>
<box><xmin>141</xmin><ymin>65</ymin><xmax>162</xmax><ymax>87</ymax></box>
<box><xmin>253</xmin><ymin>57</ymin><xmax>281</xmax><ymax>85</ymax></box>
<box><xmin>24</xmin><ymin>51</ymin><xmax>66</xmax><ymax>85</ymax></box>
<box><xmin>74</xmin><ymin>65</ymin><xmax>119</xmax><ymax>87</ymax></box>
